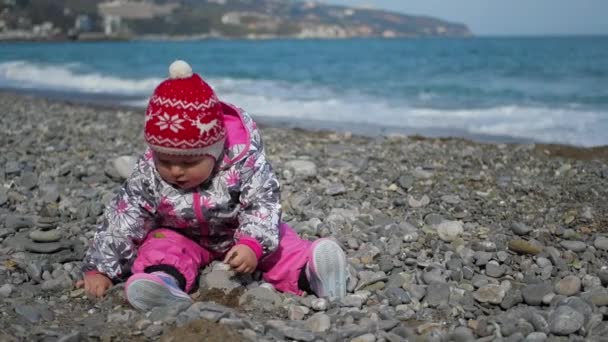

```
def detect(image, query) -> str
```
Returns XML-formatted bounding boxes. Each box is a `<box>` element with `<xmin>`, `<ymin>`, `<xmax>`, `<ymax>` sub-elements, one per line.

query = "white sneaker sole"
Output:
<box><xmin>126</xmin><ymin>278</ymin><xmax>193</xmax><ymax>311</ymax></box>
<box><xmin>308</xmin><ymin>239</ymin><xmax>347</xmax><ymax>298</ymax></box>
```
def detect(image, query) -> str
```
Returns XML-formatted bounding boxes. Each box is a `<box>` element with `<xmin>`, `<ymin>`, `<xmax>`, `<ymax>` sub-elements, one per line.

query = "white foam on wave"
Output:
<box><xmin>210</xmin><ymin>78</ymin><xmax>608</xmax><ymax>147</ymax></box>
<box><xmin>1</xmin><ymin>60</ymin><xmax>604</xmax><ymax>146</ymax></box>
<box><xmin>0</xmin><ymin>60</ymin><xmax>160</xmax><ymax>95</ymax></box>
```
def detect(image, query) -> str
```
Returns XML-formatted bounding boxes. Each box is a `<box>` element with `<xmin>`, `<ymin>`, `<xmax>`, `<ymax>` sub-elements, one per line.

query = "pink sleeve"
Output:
<box><xmin>236</xmin><ymin>237</ymin><xmax>263</xmax><ymax>260</ymax></box>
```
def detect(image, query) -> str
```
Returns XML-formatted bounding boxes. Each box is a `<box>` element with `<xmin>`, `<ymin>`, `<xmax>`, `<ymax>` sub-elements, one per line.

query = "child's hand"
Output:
<box><xmin>223</xmin><ymin>245</ymin><xmax>258</xmax><ymax>273</ymax></box>
<box><xmin>75</xmin><ymin>272</ymin><xmax>113</xmax><ymax>297</ymax></box>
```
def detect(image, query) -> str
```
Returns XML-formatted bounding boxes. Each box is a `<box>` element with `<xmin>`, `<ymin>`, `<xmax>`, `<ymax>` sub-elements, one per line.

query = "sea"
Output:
<box><xmin>1</xmin><ymin>36</ymin><xmax>607</xmax><ymax>146</ymax></box>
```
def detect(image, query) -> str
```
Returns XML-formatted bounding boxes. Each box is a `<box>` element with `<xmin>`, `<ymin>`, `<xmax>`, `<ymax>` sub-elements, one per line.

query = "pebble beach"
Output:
<box><xmin>1</xmin><ymin>91</ymin><xmax>607</xmax><ymax>342</ymax></box>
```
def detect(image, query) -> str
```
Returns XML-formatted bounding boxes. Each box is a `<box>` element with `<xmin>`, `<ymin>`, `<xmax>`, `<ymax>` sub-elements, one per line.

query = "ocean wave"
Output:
<box><xmin>1</xmin><ymin>60</ymin><xmax>605</xmax><ymax>147</ymax></box>
<box><xmin>0</xmin><ymin>60</ymin><xmax>161</xmax><ymax>95</ymax></box>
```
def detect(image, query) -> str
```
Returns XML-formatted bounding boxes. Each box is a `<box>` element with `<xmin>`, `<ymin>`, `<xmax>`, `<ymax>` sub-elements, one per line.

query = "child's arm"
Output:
<box><xmin>81</xmin><ymin>155</ymin><xmax>157</xmax><ymax>287</ymax></box>
<box><xmin>234</xmin><ymin>126</ymin><xmax>281</xmax><ymax>262</ymax></box>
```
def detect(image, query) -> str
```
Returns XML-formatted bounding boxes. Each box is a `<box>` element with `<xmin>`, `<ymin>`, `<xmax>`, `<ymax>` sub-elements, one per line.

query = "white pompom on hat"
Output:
<box><xmin>169</xmin><ymin>60</ymin><xmax>194</xmax><ymax>79</ymax></box>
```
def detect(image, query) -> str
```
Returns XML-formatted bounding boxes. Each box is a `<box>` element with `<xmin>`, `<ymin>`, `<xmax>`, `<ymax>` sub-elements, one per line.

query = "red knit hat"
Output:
<box><xmin>144</xmin><ymin>60</ymin><xmax>226</xmax><ymax>159</ymax></box>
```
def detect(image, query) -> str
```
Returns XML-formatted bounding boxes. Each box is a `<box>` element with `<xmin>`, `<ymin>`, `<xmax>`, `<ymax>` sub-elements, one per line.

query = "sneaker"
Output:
<box><xmin>125</xmin><ymin>272</ymin><xmax>192</xmax><ymax>311</ymax></box>
<box><xmin>305</xmin><ymin>239</ymin><xmax>347</xmax><ymax>298</ymax></box>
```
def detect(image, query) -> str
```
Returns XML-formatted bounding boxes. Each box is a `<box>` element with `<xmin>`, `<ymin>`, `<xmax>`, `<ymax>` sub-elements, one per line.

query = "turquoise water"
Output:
<box><xmin>1</xmin><ymin>37</ymin><xmax>607</xmax><ymax>146</ymax></box>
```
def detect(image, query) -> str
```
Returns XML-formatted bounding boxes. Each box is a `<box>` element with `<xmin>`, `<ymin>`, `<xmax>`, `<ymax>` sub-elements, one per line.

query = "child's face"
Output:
<box><xmin>153</xmin><ymin>152</ymin><xmax>215</xmax><ymax>190</ymax></box>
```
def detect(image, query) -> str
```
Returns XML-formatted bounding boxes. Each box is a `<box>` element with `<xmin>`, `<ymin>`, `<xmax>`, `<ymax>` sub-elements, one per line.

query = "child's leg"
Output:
<box><xmin>258</xmin><ymin>223</ymin><xmax>347</xmax><ymax>298</ymax></box>
<box><xmin>127</xmin><ymin>228</ymin><xmax>212</xmax><ymax>310</ymax></box>
<box><xmin>258</xmin><ymin>223</ymin><xmax>312</xmax><ymax>295</ymax></box>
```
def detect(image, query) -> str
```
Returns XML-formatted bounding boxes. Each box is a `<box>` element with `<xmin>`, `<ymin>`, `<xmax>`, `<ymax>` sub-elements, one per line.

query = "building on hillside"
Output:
<box><xmin>97</xmin><ymin>0</ymin><xmax>179</xmax><ymax>35</ymax></box>
<box><xmin>74</xmin><ymin>15</ymin><xmax>92</xmax><ymax>33</ymax></box>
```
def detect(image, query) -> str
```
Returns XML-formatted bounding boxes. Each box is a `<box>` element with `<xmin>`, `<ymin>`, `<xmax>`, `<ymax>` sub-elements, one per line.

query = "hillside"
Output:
<box><xmin>0</xmin><ymin>0</ymin><xmax>472</xmax><ymax>39</ymax></box>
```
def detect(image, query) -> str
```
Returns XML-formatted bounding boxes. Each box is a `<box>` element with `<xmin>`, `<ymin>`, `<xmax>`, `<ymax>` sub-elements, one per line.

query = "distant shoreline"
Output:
<box><xmin>3</xmin><ymin>34</ymin><xmax>608</xmax><ymax>44</ymax></box>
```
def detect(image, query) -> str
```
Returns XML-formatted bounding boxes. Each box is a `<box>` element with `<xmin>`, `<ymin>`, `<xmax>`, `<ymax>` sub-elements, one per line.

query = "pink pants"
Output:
<box><xmin>131</xmin><ymin>223</ymin><xmax>313</xmax><ymax>295</ymax></box>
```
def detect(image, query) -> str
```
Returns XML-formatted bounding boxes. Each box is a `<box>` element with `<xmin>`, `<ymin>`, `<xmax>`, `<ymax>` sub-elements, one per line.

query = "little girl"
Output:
<box><xmin>76</xmin><ymin>60</ymin><xmax>348</xmax><ymax>310</ymax></box>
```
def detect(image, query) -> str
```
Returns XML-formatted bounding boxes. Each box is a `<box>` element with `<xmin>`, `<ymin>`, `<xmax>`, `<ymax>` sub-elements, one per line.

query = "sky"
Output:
<box><xmin>323</xmin><ymin>0</ymin><xmax>608</xmax><ymax>36</ymax></box>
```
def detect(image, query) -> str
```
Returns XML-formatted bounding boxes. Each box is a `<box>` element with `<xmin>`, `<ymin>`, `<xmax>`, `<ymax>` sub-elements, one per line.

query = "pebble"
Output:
<box><xmin>559</xmin><ymin>240</ymin><xmax>587</xmax><ymax>253</ymax></box>
<box><xmin>0</xmin><ymin>284</ymin><xmax>14</xmax><ymax>297</ymax></box>
<box><xmin>508</xmin><ymin>239</ymin><xmax>543</xmax><ymax>255</ymax></box>
<box><xmin>511</xmin><ymin>222</ymin><xmax>533</xmax><ymax>235</ymax></box>
<box><xmin>305</xmin><ymin>313</ymin><xmax>331</xmax><ymax>332</ymax></box>
<box><xmin>594</xmin><ymin>236</ymin><xmax>608</xmax><ymax>250</ymax></box>
<box><xmin>548</xmin><ymin>305</ymin><xmax>584</xmax><ymax>335</ymax></box>
<box><xmin>473</xmin><ymin>284</ymin><xmax>506</xmax><ymax>304</ymax></box>
<box><xmin>112</xmin><ymin>155</ymin><xmax>138</xmax><ymax>180</ymax></box>
<box><xmin>554</xmin><ymin>275</ymin><xmax>581</xmax><ymax>296</ymax></box>
<box><xmin>24</xmin><ymin>241</ymin><xmax>67</xmax><ymax>254</ymax></box>
<box><xmin>1</xmin><ymin>93</ymin><xmax>607</xmax><ymax>341</ymax></box>
<box><xmin>436</xmin><ymin>221</ymin><xmax>464</xmax><ymax>242</ymax></box>
<box><xmin>29</xmin><ymin>229</ymin><xmax>62</xmax><ymax>242</ymax></box>
<box><xmin>284</xmin><ymin>160</ymin><xmax>317</xmax><ymax>178</ymax></box>
<box><xmin>408</xmin><ymin>194</ymin><xmax>430</xmax><ymax>208</ymax></box>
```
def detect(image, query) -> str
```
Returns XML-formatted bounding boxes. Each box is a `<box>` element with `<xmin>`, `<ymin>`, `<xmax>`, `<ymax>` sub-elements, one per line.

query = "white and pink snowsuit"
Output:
<box><xmin>82</xmin><ymin>103</ymin><xmax>312</xmax><ymax>295</ymax></box>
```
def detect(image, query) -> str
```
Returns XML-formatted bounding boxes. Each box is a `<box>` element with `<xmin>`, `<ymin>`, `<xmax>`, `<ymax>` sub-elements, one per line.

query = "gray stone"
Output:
<box><xmin>424</xmin><ymin>213</ymin><xmax>445</xmax><ymax>226</ymax></box>
<box><xmin>351</xmin><ymin>333</ymin><xmax>376</xmax><ymax>342</ymax></box>
<box><xmin>508</xmin><ymin>239</ymin><xmax>543</xmax><ymax>255</ymax></box>
<box><xmin>425</xmin><ymin>282</ymin><xmax>450</xmax><ymax>307</ymax></box>
<box><xmin>24</xmin><ymin>241</ymin><xmax>67</xmax><ymax>254</ymax></box>
<box><xmin>202</xmin><ymin>268</ymin><xmax>242</xmax><ymax>292</ymax></box>
<box><xmin>474</xmin><ymin>251</ymin><xmax>493</xmax><ymax>266</ymax></box>
<box><xmin>239</xmin><ymin>287</ymin><xmax>282</xmax><ymax>311</ymax></box>
<box><xmin>598</xmin><ymin>269</ymin><xmax>608</xmax><ymax>287</ymax></box>
<box><xmin>436</xmin><ymin>220</ymin><xmax>463</xmax><ymax>242</ymax></box>
<box><xmin>326</xmin><ymin>183</ymin><xmax>346</xmax><ymax>196</ymax></box>
<box><xmin>0</xmin><ymin>284</ymin><xmax>14</xmax><ymax>297</ymax></box>
<box><xmin>14</xmin><ymin>304</ymin><xmax>53</xmax><ymax>323</ymax></box>
<box><xmin>474</xmin><ymin>284</ymin><xmax>506</xmax><ymax>305</ymax></box>
<box><xmin>422</xmin><ymin>267</ymin><xmax>446</xmax><ymax>284</ymax></box>
<box><xmin>19</xmin><ymin>171</ymin><xmax>38</xmax><ymax>189</ymax></box>
<box><xmin>441</xmin><ymin>194</ymin><xmax>460</xmax><ymax>204</ymax></box>
<box><xmin>549</xmin><ymin>305</ymin><xmax>584</xmax><ymax>335</ymax></box>
<box><xmin>341</xmin><ymin>294</ymin><xmax>365</xmax><ymax>308</ymax></box>
<box><xmin>56</xmin><ymin>331</ymin><xmax>81</xmax><ymax>342</ymax></box>
<box><xmin>39</xmin><ymin>184</ymin><xmax>61</xmax><ymax>203</ymax></box>
<box><xmin>485</xmin><ymin>261</ymin><xmax>505</xmax><ymax>278</ymax></box>
<box><xmin>311</xmin><ymin>298</ymin><xmax>328</xmax><ymax>311</ymax></box>
<box><xmin>0</xmin><ymin>188</ymin><xmax>7</xmax><ymax>206</ymax></box>
<box><xmin>305</xmin><ymin>312</ymin><xmax>331</xmax><ymax>333</ymax></box>
<box><xmin>535</xmin><ymin>257</ymin><xmax>552</xmax><ymax>268</ymax></box>
<box><xmin>288</xmin><ymin>305</ymin><xmax>310</xmax><ymax>320</ymax></box>
<box><xmin>408</xmin><ymin>195</ymin><xmax>430</xmax><ymax>208</ymax></box>
<box><xmin>559</xmin><ymin>240</ymin><xmax>587</xmax><ymax>253</ymax></box>
<box><xmin>525</xmin><ymin>332</ymin><xmax>547</xmax><ymax>342</ymax></box>
<box><xmin>41</xmin><ymin>274</ymin><xmax>73</xmax><ymax>291</ymax></box>
<box><xmin>4</xmin><ymin>161</ymin><xmax>20</xmax><ymax>174</ymax></box>
<box><xmin>501</xmin><ymin>289</ymin><xmax>523</xmax><ymax>310</ymax></box>
<box><xmin>5</xmin><ymin>215</ymin><xmax>35</xmax><ymax>229</ymax></box>
<box><xmin>143</xmin><ymin>324</ymin><xmax>164</xmax><ymax>337</ymax></box>
<box><xmin>284</xmin><ymin>160</ymin><xmax>317</xmax><ymax>178</ymax></box>
<box><xmin>511</xmin><ymin>222</ymin><xmax>533</xmax><ymax>235</ymax></box>
<box><xmin>404</xmin><ymin>284</ymin><xmax>426</xmax><ymax>301</ymax></box>
<box><xmin>554</xmin><ymin>275</ymin><xmax>581</xmax><ymax>296</ymax></box>
<box><xmin>447</xmin><ymin>326</ymin><xmax>475</xmax><ymax>342</ymax></box>
<box><xmin>29</xmin><ymin>229</ymin><xmax>62</xmax><ymax>242</ymax></box>
<box><xmin>397</xmin><ymin>175</ymin><xmax>414</xmax><ymax>190</ymax></box>
<box><xmin>594</xmin><ymin>236</ymin><xmax>608</xmax><ymax>251</ymax></box>
<box><xmin>112</xmin><ymin>155</ymin><xmax>138</xmax><ymax>180</ymax></box>
<box><xmin>522</xmin><ymin>282</ymin><xmax>553</xmax><ymax>306</ymax></box>
<box><xmin>267</xmin><ymin>320</ymin><xmax>316</xmax><ymax>341</ymax></box>
<box><xmin>107</xmin><ymin>310</ymin><xmax>134</xmax><ymax>323</ymax></box>
<box><xmin>384</xmin><ymin>287</ymin><xmax>411</xmax><ymax>306</ymax></box>
<box><xmin>356</xmin><ymin>270</ymin><xmax>388</xmax><ymax>290</ymax></box>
